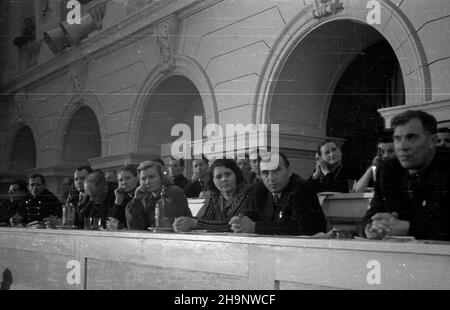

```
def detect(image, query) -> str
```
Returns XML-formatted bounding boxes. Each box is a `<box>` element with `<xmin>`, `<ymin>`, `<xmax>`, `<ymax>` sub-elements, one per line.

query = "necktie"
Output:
<box><xmin>273</xmin><ymin>193</ymin><xmax>281</xmax><ymax>204</ymax></box>
<box><xmin>272</xmin><ymin>194</ymin><xmax>282</xmax><ymax>219</ymax></box>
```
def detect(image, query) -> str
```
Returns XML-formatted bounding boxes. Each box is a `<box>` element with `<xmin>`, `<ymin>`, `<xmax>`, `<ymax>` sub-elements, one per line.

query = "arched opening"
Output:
<box><xmin>63</xmin><ymin>106</ymin><xmax>101</xmax><ymax>162</ymax></box>
<box><xmin>269</xmin><ymin>19</ymin><xmax>404</xmax><ymax>176</ymax></box>
<box><xmin>327</xmin><ymin>38</ymin><xmax>404</xmax><ymax>176</ymax></box>
<box><xmin>10</xmin><ymin>125</ymin><xmax>36</xmax><ymax>173</ymax></box>
<box><xmin>138</xmin><ymin>75</ymin><xmax>205</xmax><ymax>158</ymax></box>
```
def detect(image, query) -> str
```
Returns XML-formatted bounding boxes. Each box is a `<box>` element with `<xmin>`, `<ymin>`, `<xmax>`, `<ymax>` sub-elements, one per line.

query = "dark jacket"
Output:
<box><xmin>363</xmin><ymin>152</ymin><xmax>450</xmax><ymax>241</ymax></box>
<box><xmin>0</xmin><ymin>199</ymin><xmax>20</xmax><ymax>225</ymax></box>
<box><xmin>126</xmin><ymin>185</ymin><xmax>192</xmax><ymax>230</ymax></box>
<box><xmin>79</xmin><ymin>187</ymin><xmax>116</xmax><ymax>229</ymax></box>
<box><xmin>246</xmin><ymin>174</ymin><xmax>326</xmax><ymax>235</ymax></box>
<box><xmin>70</xmin><ymin>191</ymin><xmax>90</xmax><ymax>228</ymax></box>
<box><xmin>308</xmin><ymin>164</ymin><xmax>356</xmax><ymax>193</ymax></box>
<box><xmin>109</xmin><ymin>192</ymin><xmax>133</xmax><ymax>229</ymax></box>
<box><xmin>173</xmin><ymin>175</ymin><xmax>188</xmax><ymax>190</ymax></box>
<box><xmin>183</xmin><ymin>179</ymin><xmax>208</xmax><ymax>198</ymax></box>
<box><xmin>18</xmin><ymin>189</ymin><xmax>61</xmax><ymax>224</ymax></box>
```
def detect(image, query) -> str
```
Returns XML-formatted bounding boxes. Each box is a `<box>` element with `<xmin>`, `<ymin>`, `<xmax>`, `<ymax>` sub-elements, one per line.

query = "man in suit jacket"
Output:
<box><xmin>230</xmin><ymin>152</ymin><xmax>326</xmax><ymax>235</ymax></box>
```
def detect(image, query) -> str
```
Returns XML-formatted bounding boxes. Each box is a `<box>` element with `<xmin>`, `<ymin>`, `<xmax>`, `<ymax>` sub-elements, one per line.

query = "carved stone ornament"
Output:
<box><xmin>156</xmin><ymin>15</ymin><xmax>179</xmax><ymax>72</ymax></box>
<box><xmin>312</xmin><ymin>0</ymin><xmax>344</xmax><ymax>19</ymax></box>
<box><xmin>87</xmin><ymin>1</ymin><xmax>107</xmax><ymax>31</ymax></box>
<box><xmin>41</xmin><ymin>0</ymin><xmax>50</xmax><ymax>16</ymax></box>
<box><xmin>69</xmin><ymin>59</ymin><xmax>89</xmax><ymax>96</ymax></box>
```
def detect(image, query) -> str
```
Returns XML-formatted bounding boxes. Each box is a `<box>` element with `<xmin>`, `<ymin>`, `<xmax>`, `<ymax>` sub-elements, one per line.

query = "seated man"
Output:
<box><xmin>364</xmin><ymin>110</ymin><xmax>450</xmax><ymax>241</ymax></box>
<box><xmin>354</xmin><ymin>134</ymin><xmax>396</xmax><ymax>193</ymax></box>
<box><xmin>81</xmin><ymin>170</ymin><xmax>116</xmax><ymax>229</ymax></box>
<box><xmin>105</xmin><ymin>170</ymin><xmax>117</xmax><ymax>183</ymax></box>
<box><xmin>230</xmin><ymin>152</ymin><xmax>326</xmax><ymax>236</ymax></box>
<box><xmin>168</xmin><ymin>156</ymin><xmax>188</xmax><ymax>189</ymax></box>
<box><xmin>1</xmin><ymin>180</ymin><xmax>30</xmax><ymax>226</ymax></box>
<box><xmin>436</xmin><ymin>127</ymin><xmax>450</xmax><ymax>150</ymax></box>
<box><xmin>71</xmin><ymin>165</ymin><xmax>93</xmax><ymax>226</ymax></box>
<box><xmin>236</xmin><ymin>153</ymin><xmax>258</xmax><ymax>186</ymax></box>
<box><xmin>184</xmin><ymin>155</ymin><xmax>210</xmax><ymax>198</ymax></box>
<box><xmin>105</xmin><ymin>169</ymin><xmax>118</xmax><ymax>191</ymax></box>
<box><xmin>11</xmin><ymin>174</ymin><xmax>61</xmax><ymax>225</ymax></box>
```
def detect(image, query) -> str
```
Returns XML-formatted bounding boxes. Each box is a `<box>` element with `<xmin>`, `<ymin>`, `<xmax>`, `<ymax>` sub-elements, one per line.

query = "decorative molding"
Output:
<box><xmin>88</xmin><ymin>152</ymin><xmax>155</xmax><ymax>170</ymax></box>
<box><xmin>1</xmin><ymin>0</ymin><xmax>202</xmax><ymax>93</ymax></box>
<box><xmin>156</xmin><ymin>15</ymin><xmax>179</xmax><ymax>72</ymax></box>
<box><xmin>68</xmin><ymin>58</ymin><xmax>89</xmax><ymax>97</ymax></box>
<box><xmin>87</xmin><ymin>0</ymin><xmax>107</xmax><ymax>31</ymax></box>
<box><xmin>379</xmin><ymin>98</ymin><xmax>450</xmax><ymax>128</ymax></box>
<box><xmin>312</xmin><ymin>0</ymin><xmax>344</xmax><ymax>19</ymax></box>
<box><xmin>40</xmin><ymin>0</ymin><xmax>50</xmax><ymax>16</ymax></box>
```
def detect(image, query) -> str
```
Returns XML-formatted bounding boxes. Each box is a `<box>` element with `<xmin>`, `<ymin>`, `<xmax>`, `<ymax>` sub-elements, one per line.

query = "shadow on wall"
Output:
<box><xmin>1</xmin><ymin>268</ymin><xmax>12</xmax><ymax>290</ymax></box>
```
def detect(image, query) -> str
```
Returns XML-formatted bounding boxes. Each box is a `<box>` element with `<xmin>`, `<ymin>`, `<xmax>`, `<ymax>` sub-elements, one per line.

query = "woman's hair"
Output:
<box><xmin>207</xmin><ymin>159</ymin><xmax>244</xmax><ymax>193</ymax></box>
<box><xmin>10</xmin><ymin>179</ymin><xmax>29</xmax><ymax>193</ymax></box>
<box><xmin>137</xmin><ymin>161</ymin><xmax>173</xmax><ymax>186</ymax></box>
<box><xmin>121</xmin><ymin>164</ymin><xmax>138</xmax><ymax>177</ymax></box>
<box><xmin>316</xmin><ymin>139</ymin><xmax>341</xmax><ymax>156</ymax></box>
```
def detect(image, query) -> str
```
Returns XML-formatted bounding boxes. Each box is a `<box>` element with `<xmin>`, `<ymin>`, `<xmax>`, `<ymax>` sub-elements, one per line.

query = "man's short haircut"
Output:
<box><xmin>390</xmin><ymin>110</ymin><xmax>437</xmax><ymax>135</ymax></box>
<box><xmin>279</xmin><ymin>152</ymin><xmax>290</xmax><ymax>168</ymax></box>
<box><xmin>259</xmin><ymin>152</ymin><xmax>290</xmax><ymax>170</ymax></box>
<box><xmin>437</xmin><ymin>127</ymin><xmax>450</xmax><ymax>134</ymax></box>
<box><xmin>170</xmin><ymin>156</ymin><xmax>185</xmax><ymax>167</ymax></box>
<box><xmin>10</xmin><ymin>180</ymin><xmax>29</xmax><ymax>192</ymax></box>
<box><xmin>137</xmin><ymin>161</ymin><xmax>172</xmax><ymax>185</ymax></box>
<box><xmin>28</xmin><ymin>174</ymin><xmax>45</xmax><ymax>184</ymax></box>
<box><xmin>317</xmin><ymin>139</ymin><xmax>341</xmax><ymax>156</ymax></box>
<box><xmin>121</xmin><ymin>164</ymin><xmax>138</xmax><ymax>177</ymax></box>
<box><xmin>152</xmin><ymin>158</ymin><xmax>166</xmax><ymax>167</ymax></box>
<box><xmin>192</xmin><ymin>154</ymin><xmax>209</xmax><ymax>164</ymax></box>
<box><xmin>75</xmin><ymin>165</ymin><xmax>93</xmax><ymax>174</ymax></box>
<box><xmin>89</xmin><ymin>170</ymin><xmax>107</xmax><ymax>189</ymax></box>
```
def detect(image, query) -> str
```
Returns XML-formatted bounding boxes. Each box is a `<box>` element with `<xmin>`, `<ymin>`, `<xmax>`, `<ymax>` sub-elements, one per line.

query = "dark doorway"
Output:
<box><xmin>63</xmin><ymin>106</ymin><xmax>102</xmax><ymax>162</ymax></box>
<box><xmin>10</xmin><ymin>125</ymin><xmax>36</xmax><ymax>173</ymax></box>
<box><xmin>327</xmin><ymin>38</ymin><xmax>404</xmax><ymax>177</ymax></box>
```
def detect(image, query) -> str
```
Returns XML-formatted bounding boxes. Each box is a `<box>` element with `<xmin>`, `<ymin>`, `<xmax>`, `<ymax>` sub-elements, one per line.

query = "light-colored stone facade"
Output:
<box><xmin>1</xmin><ymin>0</ymin><xmax>449</xmax><ymax>196</ymax></box>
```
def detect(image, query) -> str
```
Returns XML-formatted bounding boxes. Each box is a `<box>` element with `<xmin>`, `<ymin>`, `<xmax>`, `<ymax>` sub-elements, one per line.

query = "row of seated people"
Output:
<box><xmin>0</xmin><ymin>109</ymin><xmax>449</xmax><ymax>240</ymax></box>
<box><xmin>0</xmin><ymin>154</ymin><xmax>326</xmax><ymax>235</ymax></box>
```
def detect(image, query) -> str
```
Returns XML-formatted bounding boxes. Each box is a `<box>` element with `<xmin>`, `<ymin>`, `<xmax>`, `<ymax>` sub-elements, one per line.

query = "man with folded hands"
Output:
<box><xmin>230</xmin><ymin>152</ymin><xmax>326</xmax><ymax>236</ymax></box>
<box><xmin>363</xmin><ymin>110</ymin><xmax>450</xmax><ymax>241</ymax></box>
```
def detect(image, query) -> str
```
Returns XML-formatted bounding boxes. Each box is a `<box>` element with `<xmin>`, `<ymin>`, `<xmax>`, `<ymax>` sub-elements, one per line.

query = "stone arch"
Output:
<box><xmin>129</xmin><ymin>55</ymin><xmax>217</xmax><ymax>152</ymax></box>
<box><xmin>255</xmin><ymin>0</ymin><xmax>431</xmax><ymax>126</ymax></box>
<box><xmin>55</xmin><ymin>93</ymin><xmax>108</xmax><ymax>163</ymax></box>
<box><xmin>9</xmin><ymin>124</ymin><xmax>37</xmax><ymax>174</ymax></box>
<box><xmin>6</xmin><ymin>111</ymin><xmax>40</xmax><ymax>171</ymax></box>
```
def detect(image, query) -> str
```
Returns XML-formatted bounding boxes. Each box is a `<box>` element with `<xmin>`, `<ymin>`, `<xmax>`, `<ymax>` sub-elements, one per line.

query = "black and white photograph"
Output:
<box><xmin>0</xmin><ymin>0</ymin><xmax>449</xmax><ymax>293</ymax></box>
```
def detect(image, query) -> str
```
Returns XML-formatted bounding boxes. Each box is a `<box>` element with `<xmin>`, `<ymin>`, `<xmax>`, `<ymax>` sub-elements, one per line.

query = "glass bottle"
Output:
<box><xmin>62</xmin><ymin>201</ymin><xmax>75</xmax><ymax>227</ymax></box>
<box><xmin>155</xmin><ymin>186</ymin><xmax>172</xmax><ymax>230</ymax></box>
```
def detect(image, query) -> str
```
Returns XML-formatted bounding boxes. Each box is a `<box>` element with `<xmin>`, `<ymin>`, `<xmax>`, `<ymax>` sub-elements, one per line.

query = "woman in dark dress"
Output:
<box><xmin>308</xmin><ymin>139</ymin><xmax>356</xmax><ymax>193</ymax></box>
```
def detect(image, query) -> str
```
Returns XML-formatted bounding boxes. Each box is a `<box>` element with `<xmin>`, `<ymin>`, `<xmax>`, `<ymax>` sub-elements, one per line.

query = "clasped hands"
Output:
<box><xmin>171</xmin><ymin>214</ymin><xmax>255</xmax><ymax>233</ymax></box>
<box><xmin>365</xmin><ymin>212</ymin><xmax>410</xmax><ymax>239</ymax></box>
